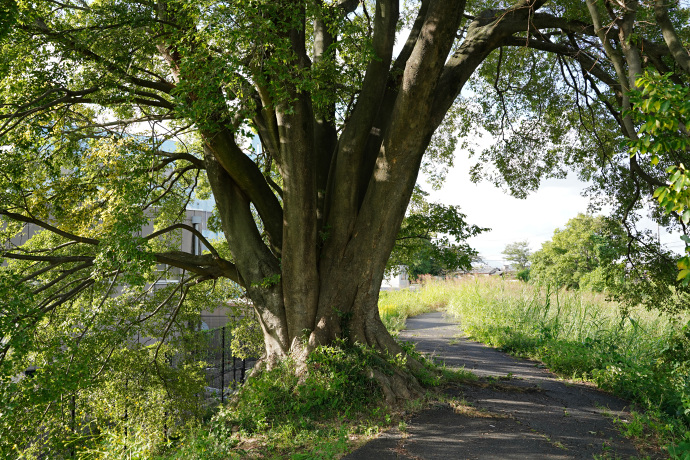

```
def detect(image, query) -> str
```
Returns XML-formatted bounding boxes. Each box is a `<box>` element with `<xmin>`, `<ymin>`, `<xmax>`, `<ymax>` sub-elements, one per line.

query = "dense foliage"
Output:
<box><xmin>530</xmin><ymin>213</ymin><xmax>690</xmax><ymax>314</ymax></box>
<box><xmin>629</xmin><ymin>73</ymin><xmax>690</xmax><ymax>284</ymax></box>
<box><xmin>530</xmin><ymin>214</ymin><xmax>627</xmax><ymax>291</ymax></box>
<box><xmin>387</xmin><ymin>188</ymin><xmax>487</xmax><ymax>278</ymax></box>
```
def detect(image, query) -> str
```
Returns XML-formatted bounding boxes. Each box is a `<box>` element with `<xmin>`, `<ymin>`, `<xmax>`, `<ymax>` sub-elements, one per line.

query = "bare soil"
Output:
<box><xmin>344</xmin><ymin>312</ymin><xmax>659</xmax><ymax>459</ymax></box>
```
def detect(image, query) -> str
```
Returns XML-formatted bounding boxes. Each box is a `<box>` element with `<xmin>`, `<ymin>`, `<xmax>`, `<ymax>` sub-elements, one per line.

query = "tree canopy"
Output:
<box><xmin>530</xmin><ymin>214</ymin><xmax>627</xmax><ymax>291</ymax></box>
<box><xmin>1</xmin><ymin>0</ymin><xmax>690</xmax><ymax>455</ymax></box>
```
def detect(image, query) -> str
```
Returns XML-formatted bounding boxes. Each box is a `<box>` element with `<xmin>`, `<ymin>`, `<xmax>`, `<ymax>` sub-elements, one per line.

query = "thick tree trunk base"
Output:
<box><xmin>249</xmin><ymin>293</ymin><xmax>434</xmax><ymax>405</ymax></box>
<box><xmin>249</xmin><ymin>328</ymin><xmax>431</xmax><ymax>406</ymax></box>
<box><xmin>248</xmin><ymin>347</ymin><xmax>427</xmax><ymax>406</ymax></box>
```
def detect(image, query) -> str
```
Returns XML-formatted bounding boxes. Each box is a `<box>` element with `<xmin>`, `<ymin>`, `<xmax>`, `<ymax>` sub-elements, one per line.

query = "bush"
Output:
<box><xmin>214</xmin><ymin>342</ymin><xmax>380</xmax><ymax>434</ymax></box>
<box><xmin>516</xmin><ymin>268</ymin><xmax>530</xmax><ymax>282</ymax></box>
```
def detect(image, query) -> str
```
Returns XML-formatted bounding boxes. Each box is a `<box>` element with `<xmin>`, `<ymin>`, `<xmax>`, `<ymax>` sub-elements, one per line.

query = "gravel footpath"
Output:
<box><xmin>344</xmin><ymin>312</ymin><xmax>649</xmax><ymax>460</ymax></box>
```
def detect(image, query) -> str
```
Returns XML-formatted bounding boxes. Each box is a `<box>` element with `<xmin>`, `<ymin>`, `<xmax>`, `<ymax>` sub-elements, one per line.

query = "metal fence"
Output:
<box><xmin>17</xmin><ymin>316</ymin><xmax>258</xmax><ymax>458</ymax></box>
<box><xmin>189</xmin><ymin>323</ymin><xmax>257</xmax><ymax>403</ymax></box>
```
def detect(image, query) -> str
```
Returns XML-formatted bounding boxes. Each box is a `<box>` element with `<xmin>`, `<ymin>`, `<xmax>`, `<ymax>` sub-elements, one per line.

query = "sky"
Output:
<box><xmin>425</xmin><ymin>152</ymin><xmax>684</xmax><ymax>267</ymax></box>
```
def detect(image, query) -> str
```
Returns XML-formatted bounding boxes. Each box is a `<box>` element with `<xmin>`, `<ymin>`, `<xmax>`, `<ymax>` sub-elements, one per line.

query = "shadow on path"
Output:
<box><xmin>344</xmin><ymin>312</ymin><xmax>646</xmax><ymax>460</ymax></box>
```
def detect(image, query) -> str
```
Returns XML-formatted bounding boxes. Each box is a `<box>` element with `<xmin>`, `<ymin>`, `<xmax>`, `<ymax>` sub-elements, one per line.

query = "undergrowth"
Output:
<box><xmin>439</xmin><ymin>276</ymin><xmax>690</xmax><ymax>457</ymax></box>
<box><xmin>155</xmin><ymin>338</ymin><xmax>462</xmax><ymax>459</ymax></box>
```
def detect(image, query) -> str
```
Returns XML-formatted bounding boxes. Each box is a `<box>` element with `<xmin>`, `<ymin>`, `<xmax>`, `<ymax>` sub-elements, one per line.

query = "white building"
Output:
<box><xmin>381</xmin><ymin>266</ymin><xmax>410</xmax><ymax>290</ymax></box>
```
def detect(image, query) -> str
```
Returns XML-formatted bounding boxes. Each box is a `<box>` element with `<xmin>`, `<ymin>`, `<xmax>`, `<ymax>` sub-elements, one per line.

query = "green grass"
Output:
<box><xmin>378</xmin><ymin>281</ymin><xmax>452</xmax><ymax>332</ymax></box>
<box><xmin>153</xmin><ymin>338</ymin><xmax>460</xmax><ymax>460</ymax></box>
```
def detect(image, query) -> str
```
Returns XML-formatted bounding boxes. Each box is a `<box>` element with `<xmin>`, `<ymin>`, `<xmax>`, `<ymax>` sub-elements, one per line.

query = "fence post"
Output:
<box><xmin>221</xmin><ymin>326</ymin><xmax>225</xmax><ymax>403</ymax></box>
<box><xmin>124</xmin><ymin>378</ymin><xmax>128</xmax><ymax>439</ymax></box>
<box><xmin>240</xmin><ymin>358</ymin><xmax>246</xmax><ymax>383</ymax></box>
<box><xmin>164</xmin><ymin>355</ymin><xmax>171</xmax><ymax>439</ymax></box>
<box><xmin>70</xmin><ymin>393</ymin><xmax>76</xmax><ymax>458</ymax></box>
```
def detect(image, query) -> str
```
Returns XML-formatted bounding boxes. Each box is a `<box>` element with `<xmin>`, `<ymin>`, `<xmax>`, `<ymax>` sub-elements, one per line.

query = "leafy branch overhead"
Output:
<box><xmin>388</xmin><ymin>187</ymin><xmax>488</xmax><ymax>277</ymax></box>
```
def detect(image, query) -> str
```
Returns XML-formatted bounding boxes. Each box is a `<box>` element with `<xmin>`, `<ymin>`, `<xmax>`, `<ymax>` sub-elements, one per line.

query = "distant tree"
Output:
<box><xmin>502</xmin><ymin>240</ymin><xmax>532</xmax><ymax>270</ymax></box>
<box><xmin>530</xmin><ymin>214</ymin><xmax>626</xmax><ymax>291</ymax></box>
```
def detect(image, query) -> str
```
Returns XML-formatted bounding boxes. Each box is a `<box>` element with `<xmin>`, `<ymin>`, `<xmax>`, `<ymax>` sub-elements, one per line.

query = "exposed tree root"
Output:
<box><xmin>246</xmin><ymin>338</ymin><xmax>431</xmax><ymax>406</ymax></box>
<box><xmin>367</xmin><ymin>366</ymin><xmax>425</xmax><ymax>404</ymax></box>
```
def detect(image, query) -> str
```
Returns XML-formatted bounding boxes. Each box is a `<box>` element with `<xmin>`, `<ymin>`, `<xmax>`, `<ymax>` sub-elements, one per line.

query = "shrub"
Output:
<box><xmin>516</xmin><ymin>268</ymin><xmax>530</xmax><ymax>282</ymax></box>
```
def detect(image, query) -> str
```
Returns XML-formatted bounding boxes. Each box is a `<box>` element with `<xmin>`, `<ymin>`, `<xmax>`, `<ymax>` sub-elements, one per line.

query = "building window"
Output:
<box><xmin>191</xmin><ymin>216</ymin><xmax>201</xmax><ymax>255</ymax></box>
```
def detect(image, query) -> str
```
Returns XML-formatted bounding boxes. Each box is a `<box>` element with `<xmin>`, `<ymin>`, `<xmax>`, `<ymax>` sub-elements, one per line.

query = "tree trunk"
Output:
<box><xmin>198</xmin><ymin>0</ymin><xmax>503</xmax><ymax>397</ymax></box>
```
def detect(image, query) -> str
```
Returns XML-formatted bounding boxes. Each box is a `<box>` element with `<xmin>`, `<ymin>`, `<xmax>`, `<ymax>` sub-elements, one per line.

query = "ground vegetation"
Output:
<box><xmin>530</xmin><ymin>214</ymin><xmax>627</xmax><ymax>291</ymax></box>
<box><xmin>441</xmin><ymin>277</ymin><xmax>690</xmax><ymax>458</ymax></box>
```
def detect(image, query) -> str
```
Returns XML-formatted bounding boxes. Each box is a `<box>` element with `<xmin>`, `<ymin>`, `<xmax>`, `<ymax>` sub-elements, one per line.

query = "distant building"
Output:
<box><xmin>452</xmin><ymin>264</ymin><xmax>504</xmax><ymax>278</ymax></box>
<box><xmin>381</xmin><ymin>266</ymin><xmax>410</xmax><ymax>290</ymax></box>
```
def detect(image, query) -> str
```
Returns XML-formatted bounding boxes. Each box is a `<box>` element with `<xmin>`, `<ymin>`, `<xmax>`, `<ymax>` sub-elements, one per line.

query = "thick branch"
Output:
<box><xmin>0</xmin><ymin>210</ymin><xmax>99</xmax><ymax>245</ymax></box>
<box><xmin>154</xmin><ymin>251</ymin><xmax>242</xmax><ymax>284</ymax></box>
<box><xmin>431</xmin><ymin>2</ymin><xmax>550</xmax><ymax>127</ymax></box>
<box><xmin>502</xmin><ymin>36</ymin><xmax>619</xmax><ymax>89</ymax></box>
<box><xmin>203</xmin><ymin>128</ymin><xmax>283</xmax><ymax>252</ymax></box>
<box><xmin>654</xmin><ymin>0</ymin><xmax>690</xmax><ymax>73</ymax></box>
<box><xmin>313</xmin><ymin>10</ymin><xmax>338</xmax><ymax>227</ymax></box>
<box><xmin>145</xmin><ymin>223</ymin><xmax>219</xmax><ymax>259</ymax></box>
<box><xmin>325</xmin><ymin>0</ymin><xmax>399</xmax><ymax>248</ymax></box>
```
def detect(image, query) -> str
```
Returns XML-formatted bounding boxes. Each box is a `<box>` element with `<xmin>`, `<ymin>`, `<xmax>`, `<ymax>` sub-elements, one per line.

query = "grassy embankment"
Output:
<box><xmin>391</xmin><ymin>277</ymin><xmax>689</xmax><ymax>456</ymax></box>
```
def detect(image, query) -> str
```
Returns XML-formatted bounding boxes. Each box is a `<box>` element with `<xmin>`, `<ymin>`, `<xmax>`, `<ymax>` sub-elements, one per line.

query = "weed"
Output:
<box><xmin>155</xmin><ymin>336</ymin><xmax>455</xmax><ymax>459</ymax></box>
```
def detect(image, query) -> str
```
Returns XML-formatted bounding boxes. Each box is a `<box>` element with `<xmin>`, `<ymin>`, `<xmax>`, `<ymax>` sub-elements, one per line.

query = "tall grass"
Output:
<box><xmin>378</xmin><ymin>279</ymin><xmax>453</xmax><ymax>332</ymax></box>
<box><xmin>445</xmin><ymin>278</ymin><xmax>675</xmax><ymax>373</ymax></box>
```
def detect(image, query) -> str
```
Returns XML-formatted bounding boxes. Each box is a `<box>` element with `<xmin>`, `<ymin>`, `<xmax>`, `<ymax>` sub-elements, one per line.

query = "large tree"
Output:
<box><xmin>530</xmin><ymin>214</ymin><xmax>627</xmax><ymax>291</ymax></box>
<box><xmin>1</xmin><ymin>0</ymin><xmax>689</xmax><ymax>409</ymax></box>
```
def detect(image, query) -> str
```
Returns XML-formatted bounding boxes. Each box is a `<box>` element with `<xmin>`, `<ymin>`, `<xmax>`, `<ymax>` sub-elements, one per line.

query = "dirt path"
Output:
<box><xmin>344</xmin><ymin>312</ymin><xmax>649</xmax><ymax>459</ymax></box>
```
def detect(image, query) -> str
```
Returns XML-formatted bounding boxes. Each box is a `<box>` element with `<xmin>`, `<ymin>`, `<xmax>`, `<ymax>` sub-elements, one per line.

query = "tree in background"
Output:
<box><xmin>502</xmin><ymin>240</ymin><xmax>531</xmax><ymax>270</ymax></box>
<box><xmin>386</xmin><ymin>188</ymin><xmax>487</xmax><ymax>279</ymax></box>
<box><xmin>530</xmin><ymin>214</ymin><xmax>627</xmax><ymax>291</ymax></box>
